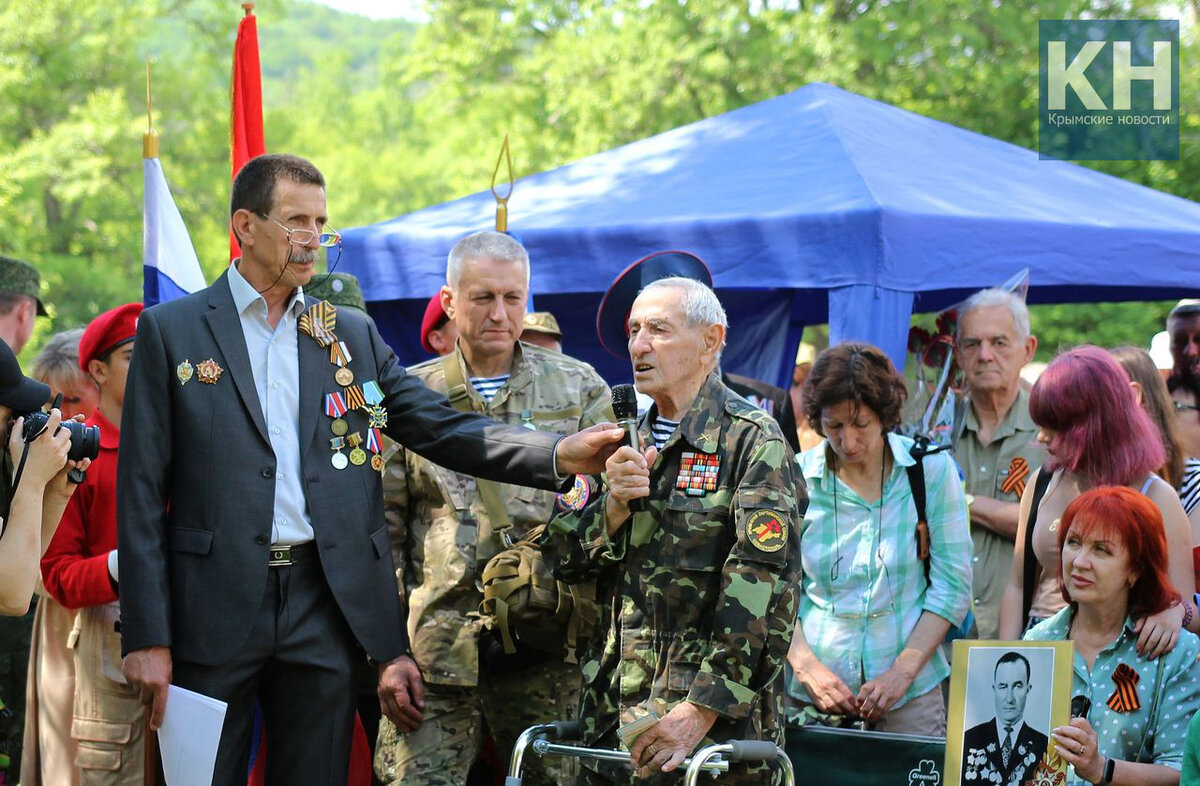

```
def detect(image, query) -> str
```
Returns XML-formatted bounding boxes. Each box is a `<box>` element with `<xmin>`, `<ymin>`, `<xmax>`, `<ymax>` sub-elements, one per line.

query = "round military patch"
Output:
<box><xmin>746</xmin><ymin>509</ymin><xmax>787</xmax><ymax>553</ymax></box>
<box><xmin>556</xmin><ymin>475</ymin><xmax>591</xmax><ymax>512</ymax></box>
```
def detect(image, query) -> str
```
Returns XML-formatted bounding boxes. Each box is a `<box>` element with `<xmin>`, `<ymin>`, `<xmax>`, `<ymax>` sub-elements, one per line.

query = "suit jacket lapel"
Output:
<box><xmin>297</xmin><ymin>294</ymin><xmax>325</xmax><ymax>459</ymax></box>
<box><xmin>204</xmin><ymin>272</ymin><xmax>270</xmax><ymax>444</ymax></box>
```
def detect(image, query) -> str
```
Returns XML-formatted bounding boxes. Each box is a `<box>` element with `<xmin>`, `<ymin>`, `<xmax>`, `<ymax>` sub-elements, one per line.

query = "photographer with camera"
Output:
<box><xmin>0</xmin><ymin>340</ymin><xmax>88</xmax><ymax>617</ymax></box>
<box><xmin>41</xmin><ymin>302</ymin><xmax>142</xmax><ymax>784</ymax></box>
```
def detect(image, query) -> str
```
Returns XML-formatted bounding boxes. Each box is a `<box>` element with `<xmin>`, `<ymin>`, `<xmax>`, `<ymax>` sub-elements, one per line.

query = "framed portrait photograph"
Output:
<box><xmin>945</xmin><ymin>640</ymin><xmax>1074</xmax><ymax>786</ymax></box>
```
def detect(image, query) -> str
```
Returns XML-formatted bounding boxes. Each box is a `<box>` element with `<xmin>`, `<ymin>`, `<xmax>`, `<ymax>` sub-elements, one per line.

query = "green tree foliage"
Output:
<box><xmin>0</xmin><ymin>0</ymin><xmax>1194</xmax><ymax>363</ymax></box>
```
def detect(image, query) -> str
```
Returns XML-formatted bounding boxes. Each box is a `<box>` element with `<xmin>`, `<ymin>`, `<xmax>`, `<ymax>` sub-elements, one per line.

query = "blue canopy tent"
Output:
<box><xmin>338</xmin><ymin>83</ymin><xmax>1200</xmax><ymax>387</ymax></box>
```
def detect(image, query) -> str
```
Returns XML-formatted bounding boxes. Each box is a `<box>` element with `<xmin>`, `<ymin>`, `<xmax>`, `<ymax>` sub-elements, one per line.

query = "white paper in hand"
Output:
<box><xmin>157</xmin><ymin>684</ymin><xmax>227</xmax><ymax>786</ymax></box>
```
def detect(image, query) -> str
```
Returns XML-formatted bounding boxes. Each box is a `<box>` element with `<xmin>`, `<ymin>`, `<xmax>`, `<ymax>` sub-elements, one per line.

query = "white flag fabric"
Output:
<box><xmin>143</xmin><ymin>157</ymin><xmax>205</xmax><ymax>306</ymax></box>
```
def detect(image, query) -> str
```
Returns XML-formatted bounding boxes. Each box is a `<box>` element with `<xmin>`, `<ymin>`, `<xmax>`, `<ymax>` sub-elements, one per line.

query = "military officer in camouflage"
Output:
<box><xmin>544</xmin><ymin>276</ymin><xmax>803</xmax><ymax>785</ymax></box>
<box><xmin>374</xmin><ymin>231</ymin><xmax>612</xmax><ymax>786</ymax></box>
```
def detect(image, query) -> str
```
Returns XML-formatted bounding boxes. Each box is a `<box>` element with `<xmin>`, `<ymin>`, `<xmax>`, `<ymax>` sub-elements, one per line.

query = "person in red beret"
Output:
<box><xmin>420</xmin><ymin>292</ymin><xmax>458</xmax><ymax>357</ymax></box>
<box><xmin>41</xmin><ymin>301</ymin><xmax>146</xmax><ymax>784</ymax></box>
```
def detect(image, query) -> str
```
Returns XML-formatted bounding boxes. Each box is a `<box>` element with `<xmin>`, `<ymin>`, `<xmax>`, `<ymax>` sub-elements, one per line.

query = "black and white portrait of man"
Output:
<box><xmin>960</xmin><ymin>650</ymin><xmax>1050</xmax><ymax>786</ymax></box>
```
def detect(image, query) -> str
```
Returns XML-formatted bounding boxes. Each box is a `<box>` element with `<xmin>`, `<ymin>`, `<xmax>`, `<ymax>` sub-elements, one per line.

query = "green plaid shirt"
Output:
<box><xmin>791</xmin><ymin>433</ymin><xmax>972</xmax><ymax>708</ymax></box>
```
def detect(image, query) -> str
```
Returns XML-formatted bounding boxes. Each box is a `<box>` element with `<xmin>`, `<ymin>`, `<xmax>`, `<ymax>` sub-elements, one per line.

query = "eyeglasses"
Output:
<box><xmin>1174</xmin><ymin>401</ymin><xmax>1200</xmax><ymax>413</ymax></box>
<box><xmin>258</xmin><ymin>214</ymin><xmax>341</xmax><ymax>248</ymax></box>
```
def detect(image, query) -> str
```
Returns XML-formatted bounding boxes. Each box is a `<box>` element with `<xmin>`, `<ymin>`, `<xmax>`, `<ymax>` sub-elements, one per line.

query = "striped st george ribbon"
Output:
<box><xmin>1106</xmin><ymin>663</ymin><xmax>1141</xmax><ymax>712</ymax></box>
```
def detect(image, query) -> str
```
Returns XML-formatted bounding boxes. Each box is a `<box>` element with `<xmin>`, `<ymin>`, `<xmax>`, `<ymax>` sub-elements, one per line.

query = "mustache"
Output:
<box><xmin>288</xmin><ymin>249</ymin><xmax>318</xmax><ymax>265</ymax></box>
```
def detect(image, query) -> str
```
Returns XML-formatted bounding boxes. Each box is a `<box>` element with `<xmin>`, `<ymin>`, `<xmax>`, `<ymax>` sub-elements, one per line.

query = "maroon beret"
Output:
<box><xmin>80</xmin><ymin>302</ymin><xmax>143</xmax><ymax>372</ymax></box>
<box><xmin>420</xmin><ymin>293</ymin><xmax>450</xmax><ymax>355</ymax></box>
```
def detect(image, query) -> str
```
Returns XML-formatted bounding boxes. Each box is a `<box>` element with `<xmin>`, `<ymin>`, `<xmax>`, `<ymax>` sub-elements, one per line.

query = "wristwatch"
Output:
<box><xmin>1097</xmin><ymin>756</ymin><xmax>1115</xmax><ymax>785</ymax></box>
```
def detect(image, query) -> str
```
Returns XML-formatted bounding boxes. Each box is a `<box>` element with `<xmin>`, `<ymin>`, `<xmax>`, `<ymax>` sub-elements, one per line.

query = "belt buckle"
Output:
<box><xmin>268</xmin><ymin>546</ymin><xmax>292</xmax><ymax>567</ymax></box>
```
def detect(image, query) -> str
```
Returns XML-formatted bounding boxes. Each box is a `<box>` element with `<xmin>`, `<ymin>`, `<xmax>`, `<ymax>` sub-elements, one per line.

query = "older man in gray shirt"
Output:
<box><xmin>952</xmin><ymin>289</ymin><xmax>1047</xmax><ymax>639</ymax></box>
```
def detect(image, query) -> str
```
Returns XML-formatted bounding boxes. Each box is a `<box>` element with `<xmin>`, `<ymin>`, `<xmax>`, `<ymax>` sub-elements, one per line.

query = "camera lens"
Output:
<box><xmin>66</xmin><ymin>421</ymin><xmax>100</xmax><ymax>463</ymax></box>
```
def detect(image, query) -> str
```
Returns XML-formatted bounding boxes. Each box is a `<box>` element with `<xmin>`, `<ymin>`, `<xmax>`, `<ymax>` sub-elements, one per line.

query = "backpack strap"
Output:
<box><xmin>441</xmin><ymin>354</ymin><xmax>514</xmax><ymax>546</ymax></box>
<box><xmin>1021</xmin><ymin>468</ymin><xmax>1055</xmax><ymax>630</ymax></box>
<box><xmin>905</xmin><ymin>435</ymin><xmax>947</xmax><ymax>587</ymax></box>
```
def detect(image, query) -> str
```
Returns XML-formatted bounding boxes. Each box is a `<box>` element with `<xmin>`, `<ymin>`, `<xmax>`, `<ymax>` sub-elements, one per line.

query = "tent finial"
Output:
<box><xmin>491</xmin><ymin>134</ymin><xmax>513</xmax><ymax>232</ymax></box>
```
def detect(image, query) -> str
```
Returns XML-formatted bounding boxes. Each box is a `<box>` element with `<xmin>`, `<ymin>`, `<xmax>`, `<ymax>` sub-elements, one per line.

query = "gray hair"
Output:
<box><xmin>640</xmin><ymin>277</ymin><xmax>728</xmax><ymax>329</ymax></box>
<box><xmin>958</xmin><ymin>287</ymin><xmax>1031</xmax><ymax>342</ymax></box>
<box><xmin>31</xmin><ymin>328</ymin><xmax>90</xmax><ymax>386</ymax></box>
<box><xmin>446</xmin><ymin>231</ymin><xmax>530</xmax><ymax>290</ymax></box>
<box><xmin>638</xmin><ymin>277</ymin><xmax>728</xmax><ymax>362</ymax></box>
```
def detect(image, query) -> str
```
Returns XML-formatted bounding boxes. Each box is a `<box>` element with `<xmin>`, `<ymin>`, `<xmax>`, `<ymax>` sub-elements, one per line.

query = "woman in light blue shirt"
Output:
<box><xmin>786</xmin><ymin>343</ymin><xmax>972</xmax><ymax>735</ymax></box>
<box><xmin>1025</xmin><ymin>486</ymin><xmax>1200</xmax><ymax>785</ymax></box>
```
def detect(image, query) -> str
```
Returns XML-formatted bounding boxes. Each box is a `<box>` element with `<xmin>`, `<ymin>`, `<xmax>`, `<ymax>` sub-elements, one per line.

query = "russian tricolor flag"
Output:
<box><xmin>143</xmin><ymin>155</ymin><xmax>205</xmax><ymax>307</ymax></box>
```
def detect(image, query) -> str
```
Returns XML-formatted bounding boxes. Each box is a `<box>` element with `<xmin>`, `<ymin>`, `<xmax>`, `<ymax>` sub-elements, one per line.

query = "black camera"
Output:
<box><xmin>21</xmin><ymin>411</ymin><xmax>101</xmax><ymax>463</ymax></box>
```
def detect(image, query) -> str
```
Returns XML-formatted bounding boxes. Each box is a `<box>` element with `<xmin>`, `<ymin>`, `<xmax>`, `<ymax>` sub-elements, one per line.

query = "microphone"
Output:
<box><xmin>611</xmin><ymin>384</ymin><xmax>641</xmax><ymax>452</ymax></box>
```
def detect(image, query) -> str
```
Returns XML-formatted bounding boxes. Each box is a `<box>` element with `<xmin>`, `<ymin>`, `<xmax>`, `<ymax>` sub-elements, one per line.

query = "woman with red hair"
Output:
<box><xmin>999</xmin><ymin>346</ymin><xmax>1197</xmax><ymax>656</ymax></box>
<box><xmin>1024</xmin><ymin>487</ymin><xmax>1200</xmax><ymax>784</ymax></box>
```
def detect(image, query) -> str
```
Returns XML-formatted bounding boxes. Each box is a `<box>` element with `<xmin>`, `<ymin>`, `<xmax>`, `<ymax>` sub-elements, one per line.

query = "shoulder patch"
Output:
<box><xmin>745</xmin><ymin>509</ymin><xmax>787</xmax><ymax>553</ymax></box>
<box><xmin>555</xmin><ymin>475</ymin><xmax>593</xmax><ymax>512</ymax></box>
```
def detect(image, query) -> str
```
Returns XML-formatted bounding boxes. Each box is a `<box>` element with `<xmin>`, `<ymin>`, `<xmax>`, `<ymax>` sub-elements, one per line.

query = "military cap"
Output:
<box><xmin>80</xmin><ymin>302</ymin><xmax>143</xmax><ymax>372</ymax></box>
<box><xmin>304</xmin><ymin>272</ymin><xmax>367</xmax><ymax>314</ymax></box>
<box><xmin>420</xmin><ymin>293</ymin><xmax>450</xmax><ymax>354</ymax></box>
<box><xmin>0</xmin><ymin>339</ymin><xmax>49</xmax><ymax>411</ymax></box>
<box><xmin>0</xmin><ymin>255</ymin><xmax>48</xmax><ymax>316</ymax></box>
<box><xmin>595</xmin><ymin>250</ymin><xmax>711</xmax><ymax>358</ymax></box>
<box><xmin>522</xmin><ymin>311</ymin><xmax>562</xmax><ymax>339</ymax></box>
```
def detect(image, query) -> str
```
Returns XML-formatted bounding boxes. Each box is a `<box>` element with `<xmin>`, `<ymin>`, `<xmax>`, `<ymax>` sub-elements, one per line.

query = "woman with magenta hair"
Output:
<box><xmin>999</xmin><ymin>346</ymin><xmax>1197</xmax><ymax>656</ymax></box>
<box><xmin>1024</xmin><ymin>486</ymin><xmax>1200</xmax><ymax>785</ymax></box>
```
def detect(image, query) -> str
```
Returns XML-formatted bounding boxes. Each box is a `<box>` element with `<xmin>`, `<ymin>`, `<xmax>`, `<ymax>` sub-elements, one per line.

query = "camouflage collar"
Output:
<box><xmin>451</xmin><ymin>340</ymin><xmax>527</xmax><ymax>408</ymax></box>
<box><xmin>647</xmin><ymin>371</ymin><xmax>726</xmax><ymax>455</ymax></box>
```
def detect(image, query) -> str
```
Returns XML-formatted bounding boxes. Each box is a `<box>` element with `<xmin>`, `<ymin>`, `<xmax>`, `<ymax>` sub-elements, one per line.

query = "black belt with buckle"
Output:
<box><xmin>268</xmin><ymin>541</ymin><xmax>316</xmax><ymax>567</ymax></box>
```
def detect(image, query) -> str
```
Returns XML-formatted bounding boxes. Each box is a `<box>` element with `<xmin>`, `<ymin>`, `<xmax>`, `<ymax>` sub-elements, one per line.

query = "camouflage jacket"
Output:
<box><xmin>384</xmin><ymin>341</ymin><xmax>612</xmax><ymax>686</ymax></box>
<box><xmin>543</xmin><ymin>372</ymin><xmax>806</xmax><ymax>748</ymax></box>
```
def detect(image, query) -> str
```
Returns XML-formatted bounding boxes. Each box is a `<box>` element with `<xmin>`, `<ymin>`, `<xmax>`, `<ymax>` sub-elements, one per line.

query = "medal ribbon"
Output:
<box><xmin>362</xmin><ymin>380</ymin><xmax>384</xmax><ymax>405</ymax></box>
<box><xmin>300</xmin><ymin>301</ymin><xmax>338</xmax><ymax>347</ymax></box>
<box><xmin>347</xmin><ymin>432</ymin><xmax>363</xmax><ymax>448</ymax></box>
<box><xmin>366</xmin><ymin>428</ymin><xmax>382</xmax><ymax>453</ymax></box>
<box><xmin>1000</xmin><ymin>457</ymin><xmax>1030</xmax><ymax>497</ymax></box>
<box><xmin>329</xmin><ymin>436</ymin><xmax>346</xmax><ymax>450</ymax></box>
<box><xmin>1107</xmin><ymin>663</ymin><xmax>1141</xmax><ymax>712</ymax></box>
<box><xmin>325</xmin><ymin>392</ymin><xmax>348</xmax><ymax>418</ymax></box>
<box><xmin>345</xmin><ymin>385</ymin><xmax>366</xmax><ymax>410</ymax></box>
<box><xmin>329</xmin><ymin>341</ymin><xmax>352</xmax><ymax>367</ymax></box>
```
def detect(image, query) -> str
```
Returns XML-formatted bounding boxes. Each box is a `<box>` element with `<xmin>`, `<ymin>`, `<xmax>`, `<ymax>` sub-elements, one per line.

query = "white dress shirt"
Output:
<box><xmin>227</xmin><ymin>263</ymin><xmax>313</xmax><ymax>545</ymax></box>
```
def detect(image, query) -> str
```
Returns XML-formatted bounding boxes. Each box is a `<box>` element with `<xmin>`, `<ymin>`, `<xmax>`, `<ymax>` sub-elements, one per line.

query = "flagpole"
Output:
<box><xmin>144</xmin><ymin>60</ymin><xmax>158</xmax><ymax>159</ymax></box>
<box><xmin>491</xmin><ymin>134</ymin><xmax>513</xmax><ymax>232</ymax></box>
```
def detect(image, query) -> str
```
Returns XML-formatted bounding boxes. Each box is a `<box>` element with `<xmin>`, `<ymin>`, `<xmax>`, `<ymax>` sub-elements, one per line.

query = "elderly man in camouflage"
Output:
<box><xmin>374</xmin><ymin>231</ymin><xmax>612</xmax><ymax>786</ymax></box>
<box><xmin>544</xmin><ymin>277</ymin><xmax>803</xmax><ymax>785</ymax></box>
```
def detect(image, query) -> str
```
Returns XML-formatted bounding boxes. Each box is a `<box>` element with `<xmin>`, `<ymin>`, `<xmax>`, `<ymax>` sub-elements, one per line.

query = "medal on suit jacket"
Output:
<box><xmin>329</xmin><ymin>436</ymin><xmax>349</xmax><ymax>470</ymax></box>
<box><xmin>299</xmin><ymin>300</ymin><xmax>337</xmax><ymax>348</ymax></box>
<box><xmin>366</xmin><ymin>428</ymin><xmax>384</xmax><ymax>472</ymax></box>
<box><xmin>347</xmin><ymin>432</ymin><xmax>367</xmax><ymax>466</ymax></box>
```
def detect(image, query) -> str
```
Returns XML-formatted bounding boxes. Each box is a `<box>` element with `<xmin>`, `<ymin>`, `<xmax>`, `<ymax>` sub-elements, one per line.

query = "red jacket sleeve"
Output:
<box><xmin>41</xmin><ymin>485</ymin><xmax>117</xmax><ymax>609</ymax></box>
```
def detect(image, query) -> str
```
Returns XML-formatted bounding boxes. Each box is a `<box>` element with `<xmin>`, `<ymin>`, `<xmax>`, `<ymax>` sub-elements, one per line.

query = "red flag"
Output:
<box><xmin>230</xmin><ymin>3</ymin><xmax>266</xmax><ymax>260</ymax></box>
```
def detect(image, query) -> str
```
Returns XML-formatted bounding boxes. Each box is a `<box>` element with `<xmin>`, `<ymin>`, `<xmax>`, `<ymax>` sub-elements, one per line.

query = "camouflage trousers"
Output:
<box><xmin>374</xmin><ymin>658</ymin><xmax>580</xmax><ymax>786</ymax></box>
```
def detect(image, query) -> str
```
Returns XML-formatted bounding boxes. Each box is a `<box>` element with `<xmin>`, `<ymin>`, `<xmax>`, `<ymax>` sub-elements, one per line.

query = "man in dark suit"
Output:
<box><xmin>961</xmin><ymin>652</ymin><xmax>1048</xmax><ymax>786</ymax></box>
<box><xmin>116</xmin><ymin>154</ymin><xmax>622</xmax><ymax>786</ymax></box>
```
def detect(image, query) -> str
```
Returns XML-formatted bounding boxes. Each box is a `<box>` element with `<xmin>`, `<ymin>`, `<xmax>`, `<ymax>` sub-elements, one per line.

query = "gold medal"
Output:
<box><xmin>176</xmin><ymin>359</ymin><xmax>193</xmax><ymax>386</ymax></box>
<box><xmin>335</xmin><ymin>367</ymin><xmax>354</xmax><ymax>386</ymax></box>
<box><xmin>330</xmin><ymin>418</ymin><xmax>348</xmax><ymax>436</ymax></box>
<box><xmin>196</xmin><ymin>358</ymin><xmax>224</xmax><ymax>385</ymax></box>
<box><xmin>370</xmin><ymin>453</ymin><xmax>385</xmax><ymax>472</ymax></box>
<box><xmin>349</xmin><ymin>448</ymin><xmax>367</xmax><ymax>466</ymax></box>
